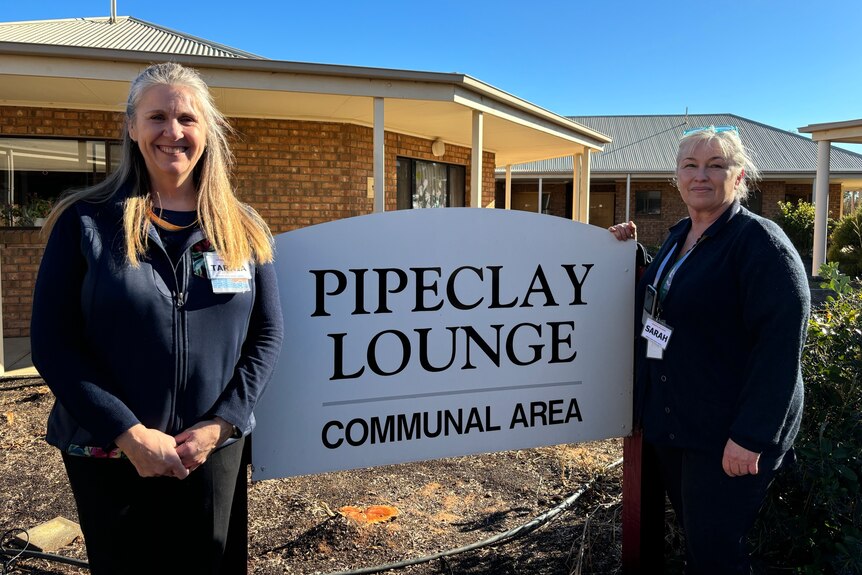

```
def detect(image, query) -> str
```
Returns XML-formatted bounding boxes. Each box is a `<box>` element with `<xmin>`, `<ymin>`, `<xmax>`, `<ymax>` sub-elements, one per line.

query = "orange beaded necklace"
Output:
<box><xmin>147</xmin><ymin>207</ymin><xmax>198</xmax><ymax>232</ymax></box>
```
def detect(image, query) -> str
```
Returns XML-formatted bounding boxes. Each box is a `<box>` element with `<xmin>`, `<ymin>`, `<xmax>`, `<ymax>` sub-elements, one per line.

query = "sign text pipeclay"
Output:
<box><xmin>311</xmin><ymin>264</ymin><xmax>593</xmax><ymax>380</ymax></box>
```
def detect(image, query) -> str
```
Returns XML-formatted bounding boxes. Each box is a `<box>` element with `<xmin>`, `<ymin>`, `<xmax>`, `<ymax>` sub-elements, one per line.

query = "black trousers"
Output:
<box><xmin>62</xmin><ymin>437</ymin><xmax>247</xmax><ymax>575</ymax></box>
<box><xmin>649</xmin><ymin>442</ymin><xmax>779</xmax><ymax>575</ymax></box>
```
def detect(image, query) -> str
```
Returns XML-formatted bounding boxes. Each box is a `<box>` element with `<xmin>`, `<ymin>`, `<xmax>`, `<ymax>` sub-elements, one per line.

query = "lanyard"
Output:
<box><xmin>652</xmin><ymin>203</ymin><xmax>741</xmax><ymax>301</ymax></box>
<box><xmin>658</xmin><ymin>238</ymin><xmax>703</xmax><ymax>301</ymax></box>
<box><xmin>650</xmin><ymin>233</ymin><xmax>705</xmax><ymax>307</ymax></box>
<box><xmin>651</xmin><ymin>245</ymin><xmax>678</xmax><ymax>290</ymax></box>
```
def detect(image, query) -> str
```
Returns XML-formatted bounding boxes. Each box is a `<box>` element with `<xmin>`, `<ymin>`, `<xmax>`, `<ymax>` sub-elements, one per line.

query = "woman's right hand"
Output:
<box><xmin>115</xmin><ymin>424</ymin><xmax>190</xmax><ymax>479</ymax></box>
<box><xmin>608</xmin><ymin>221</ymin><xmax>637</xmax><ymax>242</ymax></box>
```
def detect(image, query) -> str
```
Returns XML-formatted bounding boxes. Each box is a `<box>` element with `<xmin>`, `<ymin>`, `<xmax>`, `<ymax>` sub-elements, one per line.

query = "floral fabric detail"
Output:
<box><xmin>191</xmin><ymin>238</ymin><xmax>215</xmax><ymax>278</ymax></box>
<box><xmin>66</xmin><ymin>444</ymin><xmax>127</xmax><ymax>459</ymax></box>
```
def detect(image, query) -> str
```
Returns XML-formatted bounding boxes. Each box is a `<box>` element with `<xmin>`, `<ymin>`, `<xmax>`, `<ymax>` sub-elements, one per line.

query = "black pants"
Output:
<box><xmin>649</xmin><ymin>442</ymin><xmax>779</xmax><ymax>575</ymax></box>
<box><xmin>62</xmin><ymin>437</ymin><xmax>247</xmax><ymax>575</ymax></box>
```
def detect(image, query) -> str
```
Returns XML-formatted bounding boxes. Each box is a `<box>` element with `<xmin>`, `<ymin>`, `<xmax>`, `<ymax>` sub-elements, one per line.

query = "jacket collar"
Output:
<box><xmin>667</xmin><ymin>199</ymin><xmax>743</xmax><ymax>242</ymax></box>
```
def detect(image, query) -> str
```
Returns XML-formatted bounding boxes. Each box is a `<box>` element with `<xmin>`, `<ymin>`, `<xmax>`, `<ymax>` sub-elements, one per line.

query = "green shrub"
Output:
<box><xmin>754</xmin><ymin>279</ymin><xmax>862</xmax><ymax>573</ymax></box>
<box><xmin>819</xmin><ymin>262</ymin><xmax>855</xmax><ymax>296</ymax></box>
<box><xmin>827</xmin><ymin>210</ymin><xmax>862</xmax><ymax>279</ymax></box>
<box><xmin>776</xmin><ymin>200</ymin><xmax>817</xmax><ymax>259</ymax></box>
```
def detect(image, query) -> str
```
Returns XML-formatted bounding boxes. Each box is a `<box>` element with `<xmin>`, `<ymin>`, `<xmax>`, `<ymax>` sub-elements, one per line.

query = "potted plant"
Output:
<box><xmin>20</xmin><ymin>197</ymin><xmax>54</xmax><ymax>227</ymax></box>
<box><xmin>1</xmin><ymin>204</ymin><xmax>18</xmax><ymax>227</ymax></box>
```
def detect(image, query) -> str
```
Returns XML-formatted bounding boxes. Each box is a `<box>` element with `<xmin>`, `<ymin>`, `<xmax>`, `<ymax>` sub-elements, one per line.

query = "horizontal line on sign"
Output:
<box><xmin>321</xmin><ymin>380</ymin><xmax>583</xmax><ymax>407</ymax></box>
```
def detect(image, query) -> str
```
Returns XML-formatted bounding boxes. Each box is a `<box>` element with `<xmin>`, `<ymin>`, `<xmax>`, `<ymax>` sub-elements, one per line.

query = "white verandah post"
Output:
<box><xmin>812</xmin><ymin>140</ymin><xmax>830</xmax><ymax>276</ymax></box>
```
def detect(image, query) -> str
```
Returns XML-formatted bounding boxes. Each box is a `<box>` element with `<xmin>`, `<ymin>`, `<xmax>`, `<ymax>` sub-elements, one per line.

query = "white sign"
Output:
<box><xmin>252</xmin><ymin>208</ymin><xmax>634</xmax><ymax>480</ymax></box>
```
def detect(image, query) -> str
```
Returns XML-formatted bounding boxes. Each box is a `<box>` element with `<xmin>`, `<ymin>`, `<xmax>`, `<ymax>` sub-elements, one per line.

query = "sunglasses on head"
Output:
<box><xmin>682</xmin><ymin>125</ymin><xmax>739</xmax><ymax>136</ymax></box>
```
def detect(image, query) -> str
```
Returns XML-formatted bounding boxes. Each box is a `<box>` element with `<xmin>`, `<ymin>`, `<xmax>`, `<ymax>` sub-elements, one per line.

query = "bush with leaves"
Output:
<box><xmin>776</xmin><ymin>200</ymin><xmax>817</xmax><ymax>259</ymax></box>
<box><xmin>753</xmin><ymin>270</ymin><xmax>861</xmax><ymax>574</ymax></box>
<box><xmin>827</xmin><ymin>209</ymin><xmax>862</xmax><ymax>279</ymax></box>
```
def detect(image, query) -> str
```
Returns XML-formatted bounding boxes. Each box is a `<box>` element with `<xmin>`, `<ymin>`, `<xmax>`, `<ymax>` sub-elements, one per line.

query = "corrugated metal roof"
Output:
<box><xmin>507</xmin><ymin>114</ymin><xmax>862</xmax><ymax>175</ymax></box>
<box><xmin>0</xmin><ymin>16</ymin><xmax>263</xmax><ymax>59</ymax></box>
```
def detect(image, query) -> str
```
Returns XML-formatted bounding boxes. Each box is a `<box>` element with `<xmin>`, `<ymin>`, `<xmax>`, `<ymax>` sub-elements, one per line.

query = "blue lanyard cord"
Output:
<box><xmin>657</xmin><ymin>235</ymin><xmax>705</xmax><ymax>302</ymax></box>
<box><xmin>650</xmin><ymin>204</ymin><xmax>737</xmax><ymax>309</ymax></box>
<box><xmin>651</xmin><ymin>245</ymin><xmax>678</xmax><ymax>290</ymax></box>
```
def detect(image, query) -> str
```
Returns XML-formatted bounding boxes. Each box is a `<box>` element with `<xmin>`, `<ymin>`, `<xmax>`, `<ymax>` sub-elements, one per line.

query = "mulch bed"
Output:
<box><xmin>2</xmin><ymin>376</ymin><xmax>626</xmax><ymax>575</ymax></box>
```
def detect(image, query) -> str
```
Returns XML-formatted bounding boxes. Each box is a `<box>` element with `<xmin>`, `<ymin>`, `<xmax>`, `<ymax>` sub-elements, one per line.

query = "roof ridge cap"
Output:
<box><xmin>0</xmin><ymin>15</ymin><xmax>127</xmax><ymax>26</ymax></box>
<box><xmin>121</xmin><ymin>15</ymin><xmax>265</xmax><ymax>59</ymax></box>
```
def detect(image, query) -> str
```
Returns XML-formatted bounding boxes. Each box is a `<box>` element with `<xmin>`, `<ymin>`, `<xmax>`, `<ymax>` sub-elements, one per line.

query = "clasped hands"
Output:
<box><xmin>115</xmin><ymin>417</ymin><xmax>235</xmax><ymax>479</ymax></box>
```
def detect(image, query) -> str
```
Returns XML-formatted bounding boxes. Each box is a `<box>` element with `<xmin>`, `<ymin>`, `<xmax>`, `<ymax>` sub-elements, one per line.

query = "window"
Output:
<box><xmin>635</xmin><ymin>190</ymin><xmax>661</xmax><ymax>215</ymax></box>
<box><xmin>784</xmin><ymin>190</ymin><xmax>810</xmax><ymax>204</ymax></box>
<box><xmin>396</xmin><ymin>157</ymin><xmax>465</xmax><ymax>209</ymax></box>
<box><xmin>843</xmin><ymin>189</ymin><xmax>861</xmax><ymax>216</ymax></box>
<box><xmin>742</xmin><ymin>189</ymin><xmax>762</xmax><ymax>215</ymax></box>
<box><xmin>0</xmin><ymin>138</ymin><xmax>120</xmax><ymax>227</ymax></box>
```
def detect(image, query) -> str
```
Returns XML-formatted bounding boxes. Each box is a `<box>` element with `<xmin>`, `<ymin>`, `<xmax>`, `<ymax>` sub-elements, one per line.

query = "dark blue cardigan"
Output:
<box><xmin>31</xmin><ymin>196</ymin><xmax>284</xmax><ymax>451</ymax></box>
<box><xmin>635</xmin><ymin>202</ymin><xmax>810</xmax><ymax>460</ymax></box>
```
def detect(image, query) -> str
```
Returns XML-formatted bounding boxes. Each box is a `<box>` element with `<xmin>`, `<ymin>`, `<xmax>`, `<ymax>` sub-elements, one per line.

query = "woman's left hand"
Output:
<box><xmin>722</xmin><ymin>438</ymin><xmax>760</xmax><ymax>477</ymax></box>
<box><xmin>174</xmin><ymin>417</ymin><xmax>235</xmax><ymax>472</ymax></box>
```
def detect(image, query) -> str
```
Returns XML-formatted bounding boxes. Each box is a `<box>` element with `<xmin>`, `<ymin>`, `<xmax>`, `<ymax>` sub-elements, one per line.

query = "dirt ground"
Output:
<box><xmin>1</xmin><ymin>376</ymin><xmax>626</xmax><ymax>575</ymax></box>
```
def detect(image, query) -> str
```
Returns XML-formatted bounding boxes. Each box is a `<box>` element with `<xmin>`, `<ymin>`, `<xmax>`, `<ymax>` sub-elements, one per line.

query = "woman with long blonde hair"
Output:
<box><xmin>32</xmin><ymin>62</ymin><xmax>284</xmax><ymax>575</ymax></box>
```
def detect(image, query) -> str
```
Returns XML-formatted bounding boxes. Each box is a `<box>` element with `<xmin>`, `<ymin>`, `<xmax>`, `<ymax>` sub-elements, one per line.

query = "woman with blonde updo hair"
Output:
<box><xmin>32</xmin><ymin>62</ymin><xmax>284</xmax><ymax>574</ymax></box>
<box><xmin>610</xmin><ymin>126</ymin><xmax>809</xmax><ymax>573</ymax></box>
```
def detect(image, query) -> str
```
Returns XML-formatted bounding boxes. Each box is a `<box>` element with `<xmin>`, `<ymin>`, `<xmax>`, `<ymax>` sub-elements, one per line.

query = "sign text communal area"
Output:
<box><xmin>252</xmin><ymin>208</ymin><xmax>634</xmax><ymax>480</ymax></box>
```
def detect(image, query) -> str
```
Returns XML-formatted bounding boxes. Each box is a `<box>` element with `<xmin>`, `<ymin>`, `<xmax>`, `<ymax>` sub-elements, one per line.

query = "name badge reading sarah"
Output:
<box><xmin>641</xmin><ymin>317</ymin><xmax>672</xmax><ymax>350</ymax></box>
<box><xmin>204</xmin><ymin>253</ymin><xmax>252</xmax><ymax>293</ymax></box>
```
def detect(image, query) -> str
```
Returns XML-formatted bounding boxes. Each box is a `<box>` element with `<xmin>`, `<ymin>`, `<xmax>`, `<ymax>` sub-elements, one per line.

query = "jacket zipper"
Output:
<box><xmin>171</xmin><ymin>250</ymin><xmax>190</xmax><ymax>433</ymax></box>
<box><xmin>152</xmin><ymin>237</ymin><xmax>190</xmax><ymax>435</ymax></box>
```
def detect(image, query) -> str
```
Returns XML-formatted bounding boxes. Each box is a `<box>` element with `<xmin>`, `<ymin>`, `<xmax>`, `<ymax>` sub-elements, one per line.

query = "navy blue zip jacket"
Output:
<box><xmin>30</xmin><ymin>193</ymin><xmax>284</xmax><ymax>452</ymax></box>
<box><xmin>634</xmin><ymin>202</ymin><xmax>809</xmax><ymax>461</ymax></box>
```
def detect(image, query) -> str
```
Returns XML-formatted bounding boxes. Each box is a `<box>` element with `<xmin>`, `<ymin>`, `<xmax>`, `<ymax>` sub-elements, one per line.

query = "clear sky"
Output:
<box><xmin>4</xmin><ymin>0</ymin><xmax>862</xmax><ymax>153</ymax></box>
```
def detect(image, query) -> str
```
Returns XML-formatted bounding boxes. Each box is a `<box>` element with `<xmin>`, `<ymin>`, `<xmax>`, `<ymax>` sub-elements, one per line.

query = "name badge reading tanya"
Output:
<box><xmin>641</xmin><ymin>317</ymin><xmax>672</xmax><ymax>350</ymax></box>
<box><xmin>204</xmin><ymin>253</ymin><xmax>252</xmax><ymax>294</ymax></box>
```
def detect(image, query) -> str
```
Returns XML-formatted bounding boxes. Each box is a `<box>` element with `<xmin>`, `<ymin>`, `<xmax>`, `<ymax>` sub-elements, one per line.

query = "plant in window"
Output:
<box><xmin>1</xmin><ymin>198</ymin><xmax>54</xmax><ymax>227</ymax></box>
<box><xmin>31</xmin><ymin>197</ymin><xmax>54</xmax><ymax>217</ymax></box>
<box><xmin>0</xmin><ymin>204</ymin><xmax>21</xmax><ymax>227</ymax></box>
<box><xmin>19</xmin><ymin>197</ymin><xmax>54</xmax><ymax>226</ymax></box>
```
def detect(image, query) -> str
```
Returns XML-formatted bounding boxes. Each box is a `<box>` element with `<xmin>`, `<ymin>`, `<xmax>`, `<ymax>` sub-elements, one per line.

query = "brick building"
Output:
<box><xmin>496</xmin><ymin>114</ymin><xmax>862</xmax><ymax>252</ymax></box>
<box><xmin>0</xmin><ymin>15</ymin><xmax>610</xmax><ymax>342</ymax></box>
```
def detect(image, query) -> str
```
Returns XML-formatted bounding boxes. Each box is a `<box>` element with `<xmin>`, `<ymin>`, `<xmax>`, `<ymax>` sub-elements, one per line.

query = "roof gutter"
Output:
<box><xmin>798</xmin><ymin>118</ymin><xmax>862</xmax><ymax>144</ymax></box>
<box><xmin>0</xmin><ymin>41</ymin><xmax>609</xmax><ymax>149</ymax></box>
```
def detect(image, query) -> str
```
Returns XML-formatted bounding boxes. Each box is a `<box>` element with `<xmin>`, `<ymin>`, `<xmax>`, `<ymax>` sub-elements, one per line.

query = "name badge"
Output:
<box><xmin>641</xmin><ymin>317</ymin><xmax>672</xmax><ymax>350</ymax></box>
<box><xmin>646</xmin><ymin>341</ymin><xmax>662</xmax><ymax>359</ymax></box>
<box><xmin>204</xmin><ymin>253</ymin><xmax>251</xmax><ymax>294</ymax></box>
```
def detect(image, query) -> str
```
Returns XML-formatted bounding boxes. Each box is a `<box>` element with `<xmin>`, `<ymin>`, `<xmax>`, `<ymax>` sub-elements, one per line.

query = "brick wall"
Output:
<box><xmin>0</xmin><ymin>107</ymin><xmax>124</xmax><ymax>138</ymax></box>
<box><xmin>0</xmin><ymin>229</ymin><xmax>43</xmax><ymax>337</ymax></box>
<box><xmin>231</xmin><ymin>119</ymin><xmax>374</xmax><ymax>231</ymax></box>
<box><xmin>610</xmin><ymin>180</ymin><xmax>686</xmax><ymax>250</ymax></box>
<box><xmin>0</xmin><ymin>106</ymin><xmax>497</xmax><ymax>336</ymax></box>
<box><xmin>758</xmin><ymin>180</ymin><xmax>787</xmax><ymax>220</ymax></box>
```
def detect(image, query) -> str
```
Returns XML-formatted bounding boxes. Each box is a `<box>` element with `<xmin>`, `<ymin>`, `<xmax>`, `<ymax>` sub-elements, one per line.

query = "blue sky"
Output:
<box><xmin>4</xmin><ymin>0</ymin><xmax>862</xmax><ymax>153</ymax></box>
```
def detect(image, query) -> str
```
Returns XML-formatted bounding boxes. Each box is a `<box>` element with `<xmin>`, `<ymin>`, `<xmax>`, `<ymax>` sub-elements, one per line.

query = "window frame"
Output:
<box><xmin>634</xmin><ymin>190</ymin><xmax>662</xmax><ymax>216</ymax></box>
<box><xmin>396</xmin><ymin>156</ymin><xmax>466</xmax><ymax>210</ymax></box>
<box><xmin>742</xmin><ymin>188</ymin><xmax>763</xmax><ymax>215</ymax></box>
<box><xmin>0</xmin><ymin>136</ymin><xmax>121</xmax><ymax>227</ymax></box>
